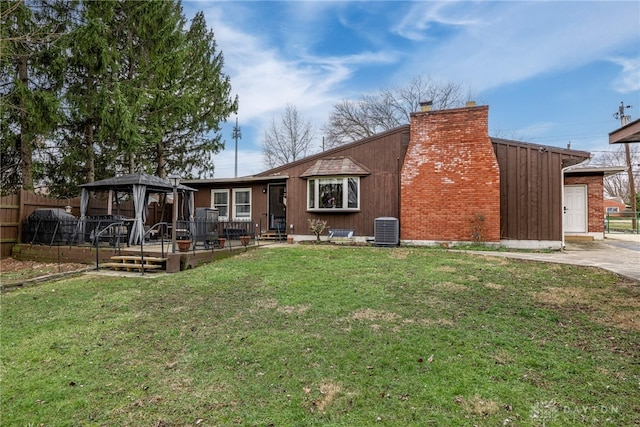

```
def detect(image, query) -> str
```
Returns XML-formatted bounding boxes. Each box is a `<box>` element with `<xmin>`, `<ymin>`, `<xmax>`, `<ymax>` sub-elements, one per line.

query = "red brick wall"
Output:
<box><xmin>564</xmin><ymin>175</ymin><xmax>604</xmax><ymax>233</ymax></box>
<box><xmin>400</xmin><ymin>106</ymin><xmax>501</xmax><ymax>242</ymax></box>
<box><xmin>603</xmin><ymin>198</ymin><xmax>626</xmax><ymax>214</ymax></box>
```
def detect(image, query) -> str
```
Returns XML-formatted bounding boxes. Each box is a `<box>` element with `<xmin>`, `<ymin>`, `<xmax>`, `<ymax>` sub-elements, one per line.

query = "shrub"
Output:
<box><xmin>308</xmin><ymin>219</ymin><xmax>328</xmax><ymax>242</ymax></box>
<box><xmin>471</xmin><ymin>212</ymin><xmax>486</xmax><ymax>243</ymax></box>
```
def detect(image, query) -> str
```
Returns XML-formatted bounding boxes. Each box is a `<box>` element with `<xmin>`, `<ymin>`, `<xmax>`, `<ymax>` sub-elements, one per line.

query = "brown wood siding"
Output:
<box><xmin>493</xmin><ymin>139</ymin><xmax>589</xmax><ymax>241</ymax></box>
<box><xmin>189</xmin><ymin>181</ymin><xmax>283</xmax><ymax>233</ymax></box>
<box><xmin>277</xmin><ymin>128</ymin><xmax>409</xmax><ymax>237</ymax></box>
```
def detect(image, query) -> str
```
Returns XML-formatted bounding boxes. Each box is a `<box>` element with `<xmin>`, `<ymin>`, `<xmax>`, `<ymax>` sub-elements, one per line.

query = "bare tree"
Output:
<box><xmin>323</xmin><ymin>75</ymin><xmax>471</xmax><ymax>147</ymax></box>
<box><xmin>263</xmin><ymin>104</ymin><xmax>315</xmax><ymax>168</ymax></box>
<box><xmin>595</xmin><ymin>145</ymin><xmax>640</xmax><ymax>202</ymax></box>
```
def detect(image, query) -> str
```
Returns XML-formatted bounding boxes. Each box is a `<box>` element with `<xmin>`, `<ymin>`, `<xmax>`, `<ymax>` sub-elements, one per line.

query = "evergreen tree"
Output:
<box><xmin>136</xmin><ymin>8</ymin><xmax>238</xmax><ymax>178</ymax></box>
<box><xmin>0</xmin><ymin>0</ymin><xmax>66</xmax><ymax>195</ymax></box>
<box><xmin>58</xmin><ymin>0</ymin><xmax>117</xmax><ymax>186</ymax></box>
<box><xmin>3</xmin><ymin>0</ymin><xmax>238</xmax><ymax>196</ymax></box>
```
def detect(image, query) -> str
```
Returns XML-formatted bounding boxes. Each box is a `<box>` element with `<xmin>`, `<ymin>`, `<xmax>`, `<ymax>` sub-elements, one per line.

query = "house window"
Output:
<box><xmin>233</xmin><ymin>188</ymin><xmax>251</xmax><ymax>220</ymax></box>
<box><xmin>606</xmin><ymin>207</ymin><xmax>619</xmax><ymax>213</ymax></box>
<box><xmin>212</xmin><ymin>190</ymin><xmax>229</xmax><ymax>219</ymax></box>
<box><xmin>307</xmin><ymin>177</ymin><xmax>359</xmax><ymax>211</ymax></box>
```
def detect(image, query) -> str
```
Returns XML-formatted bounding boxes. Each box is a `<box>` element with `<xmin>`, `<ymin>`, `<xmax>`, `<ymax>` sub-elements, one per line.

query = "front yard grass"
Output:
<box><xmin>2</xmin><ymin>246</ymin><xmax>639</xmax><ymax>426</ymax></box>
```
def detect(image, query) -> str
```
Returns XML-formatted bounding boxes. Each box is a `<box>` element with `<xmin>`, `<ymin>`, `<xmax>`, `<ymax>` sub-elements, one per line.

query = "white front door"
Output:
<box><xmin>564</xmin><ymin>185</ymin><xmax>587</xmax><ymax>233</ymax></box>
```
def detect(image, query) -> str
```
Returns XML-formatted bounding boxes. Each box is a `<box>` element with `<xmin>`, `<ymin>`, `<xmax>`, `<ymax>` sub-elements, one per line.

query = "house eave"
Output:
<box><xmin>182</xmin><ymin>175</ymin><xmax>289</xmax><ymax>186</ymax></box>
<box><xmin>609</xmin><ymin>118</ymin><xmax>640</xmax><ymax>144</ymax></box>
<box><xmin>564</xmin><ymin>166</ymin><xmax>626</xmax><ymax>176</ymax></box>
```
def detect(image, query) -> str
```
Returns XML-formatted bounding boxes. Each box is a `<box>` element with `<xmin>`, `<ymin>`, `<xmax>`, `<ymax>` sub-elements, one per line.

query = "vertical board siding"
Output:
<box><xmin>492</xmin><ymin>139</ymin><xmax>589</xmax><ymax>241</ymax></box>
<box><xmin>268</xmin><ymin>128</ymin><xmax>409</xmax><ymax>237</ymax></box>
<box><xmin>189</xmin><ymin>127</ymin><xmax>410</xmax><ymax>239</ymax></box>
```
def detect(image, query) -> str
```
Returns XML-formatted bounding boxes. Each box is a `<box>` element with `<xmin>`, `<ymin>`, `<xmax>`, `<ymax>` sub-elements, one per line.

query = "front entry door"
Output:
<box><xmin>268</xmin><ymin>183</ymin><xmax>286</xmax><ymax>232</ymax></box>
<box><xmin>564</xmin><ymin>185</ymin><xmax>587</xmax><ymax>233</ymax></box>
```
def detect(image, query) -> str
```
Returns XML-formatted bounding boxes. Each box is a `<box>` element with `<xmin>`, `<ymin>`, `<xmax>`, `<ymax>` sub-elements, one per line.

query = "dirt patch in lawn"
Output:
<box><xmin>532</xmin><ymin>284</ymin><xmax>640</xmax><ymax>331</ymax></box>
<box><xmin>0</xmin><ymin>258</ymin><xmax>89</xmax><ymax>286</ymax></box>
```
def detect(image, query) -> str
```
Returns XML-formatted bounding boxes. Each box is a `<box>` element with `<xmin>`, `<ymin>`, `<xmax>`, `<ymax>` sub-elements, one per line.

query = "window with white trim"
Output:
<box><xmin>233</xmin><ymin>188</ymin><xmax>251</xmax><ymax>220</ymax></box>
<box><xmin>307</xmin><ymin>177</ymin><xmax>360</xmax><ymax>211</ymax></box>
<box><xmin>606</xmin><ymin>207</ymin><xmax>619</xmax><ymax>213</ymax></box>
<box><xmin>212</xmin><ymin>189</ymin><xmax>229</xmax><ymax>220</ymax></box>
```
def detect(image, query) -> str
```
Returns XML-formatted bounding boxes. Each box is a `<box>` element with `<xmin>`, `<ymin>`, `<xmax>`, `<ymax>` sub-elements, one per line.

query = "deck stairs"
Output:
<box><xmin>101</xmin><ymin>255</ymin><xmax>167</xmax><ymax>272</ymax></box>
<box><xmin>259</xmin><ymin>231</ymin><xmax>286</xmax><ymax>241</ymax></box>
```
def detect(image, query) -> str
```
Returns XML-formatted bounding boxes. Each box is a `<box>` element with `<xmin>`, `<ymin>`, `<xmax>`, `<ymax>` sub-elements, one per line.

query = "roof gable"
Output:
<box><xmin>300</xmin><ymin>157</ymin><xmax>371</xmax><ymax>177</ymax></box>
<box><xmin>256</xmin><ymin>125</ymin><xmax>410</xmax><ymax>177</ymax></box>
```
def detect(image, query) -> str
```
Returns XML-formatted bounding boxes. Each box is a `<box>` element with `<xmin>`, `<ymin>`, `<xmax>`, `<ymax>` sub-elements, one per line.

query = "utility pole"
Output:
<box><xmin>614</xmin><ymin>101</ymin><xmax>636</xmax><ymax>229</ymax></box>
<box><xmin>232</xmin><ymin>116</ymin><xmax>242</xmax><ymax>178</ymax></box>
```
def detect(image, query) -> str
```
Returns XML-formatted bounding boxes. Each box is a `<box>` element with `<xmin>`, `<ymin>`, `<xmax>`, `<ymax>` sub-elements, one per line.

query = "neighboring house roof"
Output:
<box><xmin>605</xmin><ymin>196</ymin><xmax>626</xmax><ymax>204</ymax></box>
<box><xmin>609</xmin><ymin>117</ymin><xmax>640</xmax><ymax>144</ymax></box>
<box><xmin>300</xmin><ymin>157</ymin><xmax>371</xmax><ymax>177</ymax></box>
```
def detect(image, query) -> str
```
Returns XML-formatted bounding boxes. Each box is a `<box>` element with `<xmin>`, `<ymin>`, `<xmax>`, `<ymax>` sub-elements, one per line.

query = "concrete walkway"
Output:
<box><xmin>466</xmin><ymin>234</ymin><xmax>640</xmax><ymax>282</ymax></box>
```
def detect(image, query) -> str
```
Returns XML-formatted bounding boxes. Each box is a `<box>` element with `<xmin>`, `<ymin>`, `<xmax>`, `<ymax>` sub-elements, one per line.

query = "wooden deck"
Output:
<box><xmin>12</xmin><ymin>239</ymin><xmax>273</xmax><ymax>274</ymax></box>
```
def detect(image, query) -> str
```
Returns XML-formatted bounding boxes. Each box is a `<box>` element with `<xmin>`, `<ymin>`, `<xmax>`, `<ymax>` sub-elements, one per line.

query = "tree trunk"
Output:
<box><xmin>18</xmin><ymin>55</ymin><xmax>33</xmax><ymax>191</ymax></box>
<box><xmin>156</xmin><ymin>142</ymin><xmax>166</xmax><ymax>178</ymax></box>
<box><xmin>85</xmin><ymin>121</ymin><xmax>95</xmax><ymax>182</ymax></box>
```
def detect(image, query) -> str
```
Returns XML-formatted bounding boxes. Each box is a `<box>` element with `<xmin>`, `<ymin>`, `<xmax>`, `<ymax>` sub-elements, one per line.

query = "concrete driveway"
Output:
<box><xmin>468</xmin><ymin>234</ymin><xmax>640</xmax><ymax>282</ymax></box>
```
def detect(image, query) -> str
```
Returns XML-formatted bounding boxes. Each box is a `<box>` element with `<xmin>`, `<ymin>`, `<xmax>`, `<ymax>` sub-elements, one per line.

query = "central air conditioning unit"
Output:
<box><xmin>374</xmin><ymin>217</ymin><xmax>399</xmax><ymax>247</ymax></box>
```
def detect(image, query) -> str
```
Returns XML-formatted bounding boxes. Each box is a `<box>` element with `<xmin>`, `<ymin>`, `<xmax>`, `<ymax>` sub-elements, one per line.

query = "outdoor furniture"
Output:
<box><xmin>223</xmin><ymin>228</ymin><xmax>246</xmax><ymax>240</ymax></box>
<box><xmin>23</xmin><ymin>208</ymin><xmax>78</xmax><ymax>245</ymax></box>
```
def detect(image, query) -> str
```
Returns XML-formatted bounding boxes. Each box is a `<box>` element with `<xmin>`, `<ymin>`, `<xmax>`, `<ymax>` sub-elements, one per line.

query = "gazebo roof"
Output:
<box><xmin>79</xmin><ymin>172</ymin><xmax>196</xmax><ymax>192</ymax></box>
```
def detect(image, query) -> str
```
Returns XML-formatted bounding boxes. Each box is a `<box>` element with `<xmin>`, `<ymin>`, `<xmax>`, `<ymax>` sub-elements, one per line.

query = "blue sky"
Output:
<box><xmin>183</xmin><ymin>1</ymin><xmax>640</xmax><ymax>178</ymax></box>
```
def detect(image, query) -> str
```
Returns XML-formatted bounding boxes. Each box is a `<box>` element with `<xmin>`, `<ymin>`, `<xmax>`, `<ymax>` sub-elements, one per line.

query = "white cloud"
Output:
<box><xmin>393</xmin><ymin>2</ymin><xmax>481</xmax><ymax>41</ymax></box>
<box><xmin>184</xmin><ymin>0</ymin><xmax>639</xmax><ymax>171</ymax></box>
<box><xmin>193</xmin><ymin>2</ymin><xmax>399</xmax><ymax>160</ymax></box>
<box><xmin>609</xmin><ymin>57</ymin><xmax>640</xmax><ymax>94</ymax></box>
<box><xmin>396</xmin><ymin>2</ymin><xmax>640</xmax><ymax>92</ymax></box>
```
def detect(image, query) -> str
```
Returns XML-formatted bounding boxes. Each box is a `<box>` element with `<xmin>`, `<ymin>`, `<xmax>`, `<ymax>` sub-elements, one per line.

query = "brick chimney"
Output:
<box><xmin>400</xmin><ymin>105</ymin><xmax>500</xmax><ymax>243</ymax></box>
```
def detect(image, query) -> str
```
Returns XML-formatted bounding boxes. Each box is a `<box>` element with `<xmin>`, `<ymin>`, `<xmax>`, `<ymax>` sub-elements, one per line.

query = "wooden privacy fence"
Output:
<box><xmin>1</xmin><ymin>191</ymin><xmax>81</xmax><ymax>258</ymax></box>
<box><xmin>0</xmin><ymin>190</ymin><xmax>157</xmax><ymax>258</ymax></box>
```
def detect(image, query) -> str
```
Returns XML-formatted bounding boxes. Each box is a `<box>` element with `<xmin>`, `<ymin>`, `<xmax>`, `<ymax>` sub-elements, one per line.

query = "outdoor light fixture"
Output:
<box><xmin>168</xmin><ymin>174</ymin><xmax>181</xmax><ymax>188</ymax></box>
<box><xmin>168</xmin><ymin>174</ymin><xmax>181</xmax><ymax>253</ymax></box>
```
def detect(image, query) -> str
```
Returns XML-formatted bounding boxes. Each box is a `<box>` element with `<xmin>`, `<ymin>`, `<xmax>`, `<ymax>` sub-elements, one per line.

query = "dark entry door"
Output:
<box><xmin>268</xmin><ymin>183</ymin><xmax>286</xmax><ymax>232</ymax></box>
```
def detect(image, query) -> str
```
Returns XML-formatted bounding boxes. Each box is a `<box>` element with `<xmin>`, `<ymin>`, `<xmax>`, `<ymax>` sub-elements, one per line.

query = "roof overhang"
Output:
<box><xmin>300</xmin><ymin>157</ymin><xmax>371</xmax><ymax>178</ymax></box>
<box><xmin>609</xmin><ymin>118</ymin><xmax>640</xmax><ymax>144</ymax></box>
<box><xmin>182</xmin><ymin>175</ymin><xmax>289</xmax><ymax>186</ymax></box>
<box><xmin>564</xmin><ymin>165</ymin><xmax>627</xmax><ymax>176</ymax></box>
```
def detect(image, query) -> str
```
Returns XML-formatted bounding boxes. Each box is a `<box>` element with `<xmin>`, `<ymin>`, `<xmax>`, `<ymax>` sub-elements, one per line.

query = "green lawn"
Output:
<box><xmin>2</xmin><ymin>246</ymin><xmax>639</xmax><ymax>426</ymax></box>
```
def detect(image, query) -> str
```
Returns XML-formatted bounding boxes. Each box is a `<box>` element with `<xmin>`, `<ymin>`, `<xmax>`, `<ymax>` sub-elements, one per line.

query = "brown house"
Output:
<box><xmin>185</xmin><ymin>104</ymin><xmax>605</xmax><ymax>249</ymax></box>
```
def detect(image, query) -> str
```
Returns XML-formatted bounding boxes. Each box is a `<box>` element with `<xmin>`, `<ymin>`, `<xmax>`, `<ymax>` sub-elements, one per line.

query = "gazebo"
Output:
<box><xmin>78</xmin><ymin>172</ymin><xmax>197</xmax><ymax>245</ymax></box>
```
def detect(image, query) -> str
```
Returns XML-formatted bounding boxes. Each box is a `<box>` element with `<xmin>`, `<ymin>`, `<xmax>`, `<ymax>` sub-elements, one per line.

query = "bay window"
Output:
<box><xmin>307</xmin><ymin>177</ymin><xmax>360</xmax><ymax>211</ymax></box>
